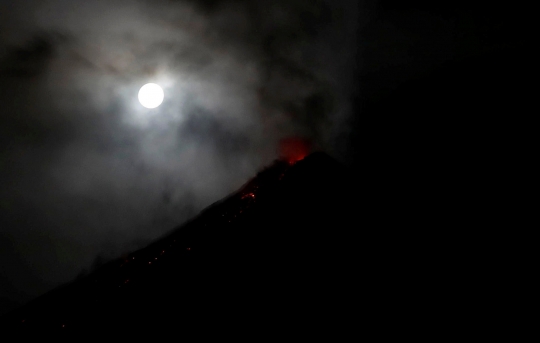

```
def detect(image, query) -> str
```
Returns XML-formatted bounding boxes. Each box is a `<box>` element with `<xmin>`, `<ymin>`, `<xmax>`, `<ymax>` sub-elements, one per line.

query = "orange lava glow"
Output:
<box><xmin>279</xmin><ymin>137</ymin><xmax>311</xmax><ymax>164</ymax></box>
<box><xmin>241</xmin><ymin>192</ymin><xmax>255</xmax><ymax>199</ymax></box>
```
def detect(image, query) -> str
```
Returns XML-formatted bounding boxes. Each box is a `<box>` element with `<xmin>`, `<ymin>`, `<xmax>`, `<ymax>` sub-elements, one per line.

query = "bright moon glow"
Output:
<box><xmin>138</xmin><ymin>83</ymin><xmax>164</xmax><ymax>109</ymax></box>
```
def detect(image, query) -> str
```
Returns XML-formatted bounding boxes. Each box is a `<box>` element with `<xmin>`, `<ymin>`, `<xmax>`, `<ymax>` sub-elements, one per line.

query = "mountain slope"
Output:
<box><xmin>1</xmin><ymin>152</ymin><xmax>357</xmax><ymax>335</ymax></box>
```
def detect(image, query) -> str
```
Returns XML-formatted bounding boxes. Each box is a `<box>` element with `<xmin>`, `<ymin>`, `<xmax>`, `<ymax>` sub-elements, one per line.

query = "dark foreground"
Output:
<box><xmin>2</xmin><ymin>152</ymin><xmax>363</xmax><ymax>335</ymax></box>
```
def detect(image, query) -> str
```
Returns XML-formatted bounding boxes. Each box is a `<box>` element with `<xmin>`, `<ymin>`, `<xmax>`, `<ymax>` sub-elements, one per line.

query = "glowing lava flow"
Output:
<box><xmin>279</xmin><ymin>137</ymin><xmax>310</xmax><ymax>164</ymax></box>
<box><xmin>241</xmin><ymin>192</ymin><xmax>256</xmax><ymax>200</ymax></box>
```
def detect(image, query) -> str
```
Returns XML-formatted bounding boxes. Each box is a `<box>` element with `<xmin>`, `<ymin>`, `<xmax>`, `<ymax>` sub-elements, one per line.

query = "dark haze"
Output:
<box><xmin>0</xmin><ymin>0</ymin><xmax>360</xmax><ymax>314</ymax></box>
<box><xmin>0</xmin><ymin>0</ymin><xmax>519</xmax><ymax>315</ymax></box>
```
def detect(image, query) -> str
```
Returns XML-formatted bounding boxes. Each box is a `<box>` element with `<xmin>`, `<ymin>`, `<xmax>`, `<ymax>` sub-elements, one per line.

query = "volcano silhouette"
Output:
<box><xmin>1</xmin><ymin>152</ymin><xmax>358</xmax><ymax>334</ymax></box>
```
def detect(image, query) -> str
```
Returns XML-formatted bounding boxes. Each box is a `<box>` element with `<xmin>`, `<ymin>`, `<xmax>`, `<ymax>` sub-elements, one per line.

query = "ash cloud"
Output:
<box><xmin>0</xmin><ymin>0</ymin><xmax>359</xmax><ymax>313</ymax></box>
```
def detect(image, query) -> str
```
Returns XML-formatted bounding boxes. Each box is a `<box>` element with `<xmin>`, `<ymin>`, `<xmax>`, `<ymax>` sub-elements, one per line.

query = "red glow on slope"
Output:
<box><xmin>279</xmin><ymin>137</ymin><xmax>311</xmax><ymax>164</ymax></box>
<box><xmin>241</xmin><ymin>192</ymin><xmax>255</xmax><ymax>199</ymax></box>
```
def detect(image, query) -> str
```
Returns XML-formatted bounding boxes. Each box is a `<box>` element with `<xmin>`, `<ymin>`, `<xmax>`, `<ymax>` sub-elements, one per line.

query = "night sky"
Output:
<box><xmin>0</xmin><ymin>1</ymin><xmax>520</xmax><ymax>315</ymax></box>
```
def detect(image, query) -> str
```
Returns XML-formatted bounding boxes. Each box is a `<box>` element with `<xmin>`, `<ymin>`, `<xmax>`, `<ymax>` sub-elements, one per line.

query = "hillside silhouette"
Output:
<box><xmin>1</xmin><ymin>152</ymin><xmax>358</xmax><ymax>334</ymax></box>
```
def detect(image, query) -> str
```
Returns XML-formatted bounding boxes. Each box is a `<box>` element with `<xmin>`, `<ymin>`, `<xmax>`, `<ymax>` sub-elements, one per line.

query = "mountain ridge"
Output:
<box><xmin>1</xmin><ymin>151</ymin><xmax>356</xmax><ymax>334</ymax></box>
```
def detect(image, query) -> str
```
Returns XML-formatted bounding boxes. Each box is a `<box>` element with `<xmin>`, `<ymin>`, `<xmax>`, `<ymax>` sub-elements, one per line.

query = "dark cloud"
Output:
<box><xmin>0</xmin><ymin>0</ymin><xmax>519</xmax><ymax>316</ymax></box>
<box><xmin>2</xmin><ymin>35</ymin><xmax>55</xmax><ymax>78</ymax></box>
<box><xmin>0</xmin><ymin>0</ymin><xmax>360</xmax><ymax>314</ymax></box>
<box><xmin>179</xmin><ymin>107</ymin><xmax>252</xmax><ymax>156</ymax></box>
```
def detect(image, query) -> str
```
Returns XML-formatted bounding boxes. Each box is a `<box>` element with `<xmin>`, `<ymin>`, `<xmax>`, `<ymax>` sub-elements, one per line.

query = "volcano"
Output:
<box><xmin>1</xmin><ymin>152</ymin><xmax>358</xmax><ymax>334</ymax></box>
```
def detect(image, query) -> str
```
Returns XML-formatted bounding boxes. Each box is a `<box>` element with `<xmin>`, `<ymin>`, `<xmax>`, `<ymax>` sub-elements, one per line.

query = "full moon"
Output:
<box><xmin>138</xmin><ymin>83</ymin><xmax>164</xmax><ymax>109</ymax></box>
